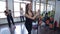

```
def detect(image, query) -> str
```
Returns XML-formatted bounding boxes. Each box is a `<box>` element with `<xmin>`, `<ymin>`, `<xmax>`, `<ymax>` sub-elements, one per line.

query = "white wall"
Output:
<box><xmin>54</xmin><ymin>1</ymin><xmax>60</xmax><ymax>26</ymax></box>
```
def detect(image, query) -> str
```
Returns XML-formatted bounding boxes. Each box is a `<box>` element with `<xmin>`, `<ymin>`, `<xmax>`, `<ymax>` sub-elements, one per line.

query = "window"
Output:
<box><xmin>0</xmin><ymin>1</ymin><xmax>6</xmax><ymax>12</ymax></box>
<box><xmin>0</xmin><ymin>13</ymin><xmax>6</xmax><ymax>18</ymax></box>
<box><xmin>47</xmin><ymin>4</ymin><xmax>52</xmax><ymax>12</ymax></box>
<box><xmin>14</xmin><ymin>2</ymin><xmax>20</xmax><ymax>17</ymax></box>
<box><xmin>0</xmin><ymin>1</ymin><xmax>6</xmax><ymax>18</ymax></box>
<box><xmin>36</xmin><ymin>4</ymin><xmax>39</xmax><ymax>11</ymax></box>
<box><xmin>14</xmin><ymin>2</ymin><xmax>20</xmax><ymax>11</ymax></box>
<box><xmin>14</xmin><ymin>12</ymin><xmax>20</xmax><ymax>17</ymax></box>
<box><xmin>21</xmin><ymin>3</ymin><xmax>26</xmax><ymax>11</ymax></box>
<box><xmin>36</xmin><ymin>3</ymin><xmax>44</xmax><ymax>14</ymax></box>
<box><xmin>51</xmin><ymin>5</ymin><xmax>53</xmax><ymax>10</ymax></box>
<box><xmin>14</xmin><ymin>0</ymin><xmax>30</xmax><ymax>17</ymax></box>
<box><xmin>21</xmin><ymin>3</ymin><xmax>26</xmax><ymax>15</ymax></box>
<box><xmin>41</xmin><ymin>3</ymin><xmax>44</xmax><ymax>14</ymax></box>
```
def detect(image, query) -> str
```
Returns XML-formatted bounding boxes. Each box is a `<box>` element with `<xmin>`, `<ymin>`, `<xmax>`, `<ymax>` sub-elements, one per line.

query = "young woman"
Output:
<box><xmin>4</xmin><ymin>10</ymin><xmax>16</xmax><ymax>31</ymax></box>
<box><xmin>20</xmin><ymin>8</ymin><xmax>24</xmax><ymax>22</ymax></box>
<box><xmin>25</xmin><ymin>3</ymin><xmax>39</xmax><ymax>34</ymax></box>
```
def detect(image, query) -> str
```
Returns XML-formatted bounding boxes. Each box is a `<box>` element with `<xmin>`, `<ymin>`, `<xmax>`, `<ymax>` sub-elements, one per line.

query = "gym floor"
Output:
<box><xmin>0</xmin><ymin>22</ymin><xmax>60</xmax><ymax>34</ymax></box>
<box><xmin>38</xmin><ymin>26</ymin><xmax>60</xmax><ymax>34</ymax></box>
<box><xmin>0</xmin><ymin>22</ymin><xmax>37</xmax><ymax>34</ymax></box>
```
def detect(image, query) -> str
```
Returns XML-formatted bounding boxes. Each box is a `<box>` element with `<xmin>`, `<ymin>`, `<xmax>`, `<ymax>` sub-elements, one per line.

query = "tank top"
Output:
<box><xmin>25</xmin><ymin>11</ymin><xmax>34</xmax><ymax>25</ymax></box>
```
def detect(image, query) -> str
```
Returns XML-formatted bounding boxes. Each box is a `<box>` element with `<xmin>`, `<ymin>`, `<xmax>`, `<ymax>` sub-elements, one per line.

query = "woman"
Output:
<box><xmin>25</xmin><ymin>3</ymin><xmax>39</xmax><ymax>34</ymax></box>
<box><xmin>20</xmin><ymin>8</ymin><xmax>24</xmax><ymax>22</ymax></box>
<box><xmin>4</xmin><ymin>10</ymin><xmax>16</xmax><ymax>31</ymax></box>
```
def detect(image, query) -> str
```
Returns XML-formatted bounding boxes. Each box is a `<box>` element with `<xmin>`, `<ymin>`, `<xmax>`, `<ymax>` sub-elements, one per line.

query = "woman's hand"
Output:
<box><xmin>35</xmin><ymin>12</ymin><xmax>40</xmax><ymax>17</ymax></box>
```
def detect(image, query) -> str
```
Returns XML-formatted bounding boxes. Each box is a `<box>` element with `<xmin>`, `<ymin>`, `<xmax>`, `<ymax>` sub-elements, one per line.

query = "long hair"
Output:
<box><xmin>25</xmin><ymin>4</ymin><xmax>29</xmax><ymax>14</ymax></box>
<box><xmin>25</xmin><ymin>3</ymin><xmax>33</xmax><ymax>16</ymax></box>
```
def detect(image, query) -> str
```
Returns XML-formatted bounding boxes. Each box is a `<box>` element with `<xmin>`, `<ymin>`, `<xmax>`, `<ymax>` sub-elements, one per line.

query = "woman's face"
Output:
<box><xmin>28</xmin><ymin>3</ymin><xmax>32</xmax><ymax>10</ymax></box>
<box><xmin>46</xmin><ymin>20</ymin><xmax>50</xmax><ymax>24</ymax></box>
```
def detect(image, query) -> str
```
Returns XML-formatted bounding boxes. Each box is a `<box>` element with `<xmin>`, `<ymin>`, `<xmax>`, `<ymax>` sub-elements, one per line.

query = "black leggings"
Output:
<box><xmin>7</xmin><ymin>16</ymin><xmax>15</xmax><ymax>28</ymax></box>
<box><xmin>25</xmin><ymin>23</ymin><xmax>32</xmax><ymax>34</ymax></box>
<box><xmin>20</xmin><ymin>16</ymin><xmax>24</xmax><ymax>22</ymax></box>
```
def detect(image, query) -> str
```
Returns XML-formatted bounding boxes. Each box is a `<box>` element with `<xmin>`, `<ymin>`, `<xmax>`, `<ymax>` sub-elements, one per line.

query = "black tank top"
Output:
<box><xmin>25</xmin><ymin>11</ymin><xmax>34</xmax><ymax>25</ymax></box>
<box><xmin>26</xmin><ymin>17</ymin><xmax>33</xmax><ymax>22</ymax></box>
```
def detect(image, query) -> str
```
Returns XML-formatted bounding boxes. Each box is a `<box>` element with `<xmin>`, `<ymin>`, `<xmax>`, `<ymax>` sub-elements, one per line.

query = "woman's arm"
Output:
<box><xmin>25</xmin><ymin>14</ymin><xmax>34</xmax><ymax>20</ymax></box>
<box><xmin>25</xmin><ymin>13</ymin><xmax>39</xmax><ymax>20</ymax></box>
<box><xmin>4</xmin><ymin>11</ymin><xmax>9</xmax><ymax>16</ymax></box>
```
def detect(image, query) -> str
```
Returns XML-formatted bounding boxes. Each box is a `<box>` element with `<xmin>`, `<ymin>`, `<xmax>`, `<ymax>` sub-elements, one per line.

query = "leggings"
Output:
<box><xmin>25</xmin><ymin>23</ymin><xmax>32</xmax><ymax>34</ymax></box>
<box><xmin>7</xmin><ymin>16</ymin><xmax>15</xmax><ymax>28</ymax></box>
<box><xmin>20</xmin><ymin>16</ymin><xmax>24</xmax><ymax>22</ymax></box>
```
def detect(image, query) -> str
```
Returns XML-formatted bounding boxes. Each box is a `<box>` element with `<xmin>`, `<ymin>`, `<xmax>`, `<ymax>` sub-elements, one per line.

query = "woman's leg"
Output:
<box><xmin>10</xmin><ymin>16</ymin><xmax>15</xmax><ymax>25</ymax></box>
<box><xmin>25</xmin><ymin>24</ymin><xmax>32</xmax><ymax>34</ymax></box>
<box><xmin>7</xmin><ymin>17</ymin><xmax>11</xmax><ymax>28</ymax></box>
<box><xmin>20</xmin><ymin>16</ymin><xmax>22</xmax><ymax>22</ymax></box>
<box><xmin>7</xmin><ymin>17</ymin><xmax>12</xmax><ymax>33</ymax></box>
<box><xmin>22</xmin><ymin>16</ymin><xmax>24</xmax><ymax>21</ymax></box>
<box><xmin>10</xmin><ymin>16</ymin><xmax>16</xmax><ymax>29</ymax></box>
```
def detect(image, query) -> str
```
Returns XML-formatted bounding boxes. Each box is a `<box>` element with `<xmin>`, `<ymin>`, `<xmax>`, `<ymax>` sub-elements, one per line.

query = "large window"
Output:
<box><xmin>14</xmin><ymin>0</ymin><xmax>29</xmax><ymax>17</ymax></box>
<box><xmin>14</xmin><ymin>3</ymin><xmax>20</xmax><ymax>11</ymax></box>
<box><xmin>14</xmin><ymin>0</ymin><xmax>20</xmax><ymax>17</ymax></box>
<box><xmin>47</xmin><ymin>4</ymin><xmax>53</xmax><ymax>11</ymax></box>
<box><xmin>14</xmin><ymin>2</ymin><xmax>20</xmax><ymax>17</ymax></box>
<box><xmin>41</xmin><ymin>3</ymin><xmax>44</xmax><ymax>14</ymax></box>
<box><xmin>36</xmin><ymin>3</ymin><xmax>44</xmax><ymax>14</ymax></box>
<box><xmin>0</xmin><ymin>1</ymin><xmax>6</xmax><ymax>18</ymax></box>
<box><xmin>36</xmin><ymin>4</ymin><xmax>39</xmax><ymax>12</ymax></box>
<box><xmin>21</xmin><ymin>3</ymin><xmax>26</xmax><ymax>15</ymax></box>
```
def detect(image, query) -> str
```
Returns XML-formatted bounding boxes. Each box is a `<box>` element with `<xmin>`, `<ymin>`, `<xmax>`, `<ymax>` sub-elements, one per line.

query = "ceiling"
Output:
<box><xmin>22</xmin><ymin>0</ymin><xmax>56</xmax><ymax>5</ymax></box>
<box><xmin>0</xmin><ymin>0</ymin><xmax>56</xmax><ymax>5</ymax></box>
<box><xmin>36</xmin><ymin>0</ymin><xmax>56</xmax><ymax>5</ymax></box>
<box><xmin>23</xmin><ymin>0</ymin><xmax>55</xmax><ymax>2</ymax></box>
